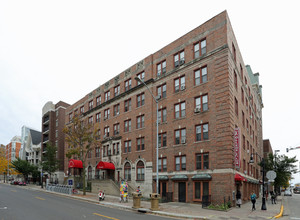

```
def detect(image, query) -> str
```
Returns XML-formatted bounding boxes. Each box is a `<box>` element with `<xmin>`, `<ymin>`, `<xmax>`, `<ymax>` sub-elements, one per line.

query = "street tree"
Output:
<box><xmin>11</xmin><ymin>157</ymin><xmax>35</xmax><ymax>182</ymax></box>
<box><xmin>42</xmin><ymin>142</ymin><xmax>60</xmax><ymax>182</ymax></box>
<box><xmin>0</xmin><ymin>156</ymin><xmax>19</xmax><ymax>182</ymax></box>
<box><xmin>262</xmin><ymin>153</ymin><xmax>298</xmax><ymax>191</ymax></box>
<box><xmin>63</xmin><ymin>115</ymin><xmax>100</xmax><ymax>195</ymax></box>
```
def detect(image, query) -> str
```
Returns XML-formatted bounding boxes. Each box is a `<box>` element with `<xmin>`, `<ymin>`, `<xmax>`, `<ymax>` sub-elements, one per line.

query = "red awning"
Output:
<box><xmin>96</xmin><ymin>161</ymin><xmax>115</xmax><ymax>170</ymax></box>
<box><xmin>235</xmin><ymin>173</ymin><xmax>247</xmax><ymax>182</ymax></box>
<box><xmin>68</xmin><ymin>159</ymin><xmax>83</xmax><ymax>169</ymax></box>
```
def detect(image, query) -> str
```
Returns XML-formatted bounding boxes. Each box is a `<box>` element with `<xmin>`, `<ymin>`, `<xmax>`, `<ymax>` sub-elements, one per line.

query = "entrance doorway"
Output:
<box><xmin>178</xmin><ymin>182</ymin><xmax>186</xmax><ymax>202</ymax></box>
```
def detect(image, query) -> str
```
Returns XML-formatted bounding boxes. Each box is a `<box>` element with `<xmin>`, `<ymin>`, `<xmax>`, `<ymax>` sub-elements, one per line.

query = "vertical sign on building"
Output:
<box><xmin>234</xmin><ymin>127</ymin><xmax>241</xmax><ymax>169</ymax></box>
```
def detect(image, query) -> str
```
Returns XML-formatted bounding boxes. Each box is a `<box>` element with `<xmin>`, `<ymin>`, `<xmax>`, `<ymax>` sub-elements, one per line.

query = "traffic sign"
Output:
<box><xmin>266</xmin><ymin>170</ymin><xmax>276</xmax><ymax>180</ymax></box>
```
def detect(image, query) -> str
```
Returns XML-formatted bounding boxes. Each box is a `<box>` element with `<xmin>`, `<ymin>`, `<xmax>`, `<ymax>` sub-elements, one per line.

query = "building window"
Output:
<box><xmin>96</xmin><ymin>96</ymin><xmax>101</xmax><ymax>106</ymax></box>
<box><xmin>96</xmin><ymin>112</ymin><xmax>101</xmax><ymax>123</ymax></box>
<box><xmin>114</xmin><ymin>85</ymin><xmax>120</xmax><ymax>97</ymax></box>
<box><xmin>88</xmin><ymin>116</ymin><xmax>93</xmax><ymax>124</ymax></box>
<box><xmin>95</xmin><ymin>147</ymin><xmax>100</xmax><ymax>158</ymax></box>
<box><xmin>232</xmin><ymin>42</ymin><xmax>236</xmax><ymax>63</ymax></box>
<box><xmin>174</xmin><ymin>102</ymin><xmax>186</xmax><ymax>119</ymax></box>
<box><xmin>89</xmin><ymin>100</ymin><xmax>93</xmax><ymax>110</ymax></box>
<box><xmin>113</xmin><ymin>104</ymin><xmax>120</xmax><ymax>116</ymax></box>
<box><xmin>104</xmin><ymin>126</ymin><xmax>109</xmax><ymax>137</ymax></box>
<box><xmin>136</xmin><ymin>72</ymin><xmax>145</xmax><ymax>85</ymax></box>
<box><xmin>80</xmin><ymin>106</ymin><xmax>84</xmax><ymax>114</ymax></box>
<box><xmin>137</xmin><ymin>93</ymin><xmax>145</xmax><ymax>107</ymax></box>
<box><xmin>234</xmin><ymin>71</ymin><xmax>237</xmax><ymax>89</ymax></box>
<box><xmin>195</xmin><ymin>123</ymin><xmax>209</xmax><ymax>141</ymax></box>
<box><xmin>69</xmin><ymin>113</ymin><xmax>72</xmax><ymax>122</ymax></box>
<box><xmin>136</xmin><ymin>115</ymin><xmax>145</xmax><ymax>129</ymax></box>
<box><xmin>125</xmin><ymin>79</ymin><xmax>132</xmax><ymax>91</ymax></box>
<box><xmin>96</xmin><ymin>129</ymin><xmax>101</xmax><ymax>140</ymax></box>
<box><xmin>124</xmin><ymin>119</ymin><xmax>131</xmax><ymax>132</ymax></box>
<box><xmin>243</xmin><ymin>135</ymin><xmax>245</xmax><ymax>150</ymax></box>
<box><xmin>158</xmin><ymin>108</ymin><xmax>167</xmax><ymax>123</ymax></box>
<box><xmin>158</xmin><ymin>132</ymin><xmax>167</xmax><ymax>148</ymax></box>
<box><xmin>196</xmin><ymin>153</ymin><xmax>209</xmax><ymax>170</ymax></box>
<box><xmin>194</xmin><ymin>39</ymin><xmax>206</xmax><ymax>58</ymax></box>
<box><xmin>124</xmin><ymin>162</ymin><xmax>131</xmax><ymax>181</ymax></box>
<box><xmin>242</xmin><ymin>111</ymin><xmax>245</xmax><ymax>127</ymax></box>
<box><xmin>113</xmin><ymin>123</ymin><xmax>120</xmax><ymax>135</ymax></box>
<box><xmin>175</xmin><ymin>128</ymin><xmax>186</xmax><ymax>145</ymax></box>
<box><xmin>104</xmin><ymin>108</ymin><xmax>110</xmax><ymax>120</ymax></box>
<box><xmin>235</xmin><ymin>97</ymin><xmax>239</xmax><ymax>116</ymax></box>
<box><xmin>174</xmin><ymin>75</ymin><xmax>185</xmax><ymax>92</ymax></box>
<box><xmin>136</xmin><ymin>137</ymin><xmax>145</xmax><ymax>151</ymax></box>
<box><xmin>157</xmin><ymin>60</ymin><xmax>166</xmax><ymax>76</ymax></box>
<box><xmin>157</xmin><ymin>84</ymin><xmax>167</xmax><ymax>99</ymax></box>
<box><xmin>174</xmin><ymin>51</ymin><xmax>185</xmax><ymax>67</ymax></box>
<box><xmin>88</xmin><ymin>166</ymin><xmax>92</xmax><ymax>180</ymax></box>
<box><xmin>88</xmin><ymin>150</ymin><xmax>92</xmax><ymax>158</ymax></box>
<box><xmin>195</xmin><ymin>66</ymin><xmax>207</xmax><ymax>86</ymax></box>
<box><xmin>124</xmin><ymin>140</ymin><xmax>131</xmax><ymax>153</ymax></box>
<box><xmin>194</xmin><ymin>181</ymin><xmax>209</xmax><ymax>200</ymax></box>
<box><xmin>195</xmin><ymin>94</ymin><xmax>208</xmax><ymax>112</ymax></box>
<box><xmin>175</xmin><ymin>155</ymin><xmax>186</xmax><ymax>171</ymax></box>
<box><xmin>124</xmin><ymin>99</ymin><xmax>131</xmax><ymax>112</ymax></box>
<box><xmin>158</xmin><ymin>157</ymin><xmax>167</xmax><ymax>172</ymax></box>
<box><xmin>105</xmin><ymin>91</ymin><xmax>110</xmax><ymax>102</ymax></box>
<box><xmin>241</xmin><ymin>88</ymin><xmax>244</xmax><ymax>104</ymax></box>
<box><xmin>136</xmin><ymin>161</ymin><xmax>145</xmax><ymax>181</ymax></box>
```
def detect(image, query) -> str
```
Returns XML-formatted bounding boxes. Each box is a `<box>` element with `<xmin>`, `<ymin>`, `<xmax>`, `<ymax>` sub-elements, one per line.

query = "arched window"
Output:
<box><xmin>88</xmin><ymin>166</ymin><xmax>92</xmax><ymax>180</ymax></box>
<box><xmin>136</xmin><ymin>161</ymin><xmax>145</xmax><ymax>181</ymax></box>
<box><xmin>124</xmin><ymin>162</ymin><xmax>131</xmax><ymax>181</ymax></box>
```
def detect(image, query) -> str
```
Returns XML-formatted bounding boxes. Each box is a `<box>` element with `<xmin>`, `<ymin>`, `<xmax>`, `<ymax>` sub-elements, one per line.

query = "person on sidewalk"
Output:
<box><xmin>250</xmin><ymin>191</ymin><xmax>257</xmax><ymax>211</ymax></box>
<box><xmin>236</xmin><ymin>190</ymin><xmax>242</xmax><ymax>208</ymax></box>
<box><xmin>271</xmin><ymin>191</ymin><xmax>276</xmax><ymax>204</ymax></box>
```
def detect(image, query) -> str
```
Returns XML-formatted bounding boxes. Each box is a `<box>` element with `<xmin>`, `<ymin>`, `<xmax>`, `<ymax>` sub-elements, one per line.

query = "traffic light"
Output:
<box><xmin>286</xmin><ymin>148</ymin><xmax>289</xmax><ymax>152</ymax></box>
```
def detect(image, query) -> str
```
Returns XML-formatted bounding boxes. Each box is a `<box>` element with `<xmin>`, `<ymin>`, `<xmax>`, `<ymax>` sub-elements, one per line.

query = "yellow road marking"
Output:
<box><xmin>35</xmin><ymin>197</ymin><xmax>45</xmax><ymax>200</ymax></box>
<box><xmin>93</xmin><ymin>213</ymin><xmax>119</xmax><ymax>220</ymax></box>
<box><xmin>11</xmin><ymin>190</ymin><xmax>17</xmax><ymax>192</ymax></box>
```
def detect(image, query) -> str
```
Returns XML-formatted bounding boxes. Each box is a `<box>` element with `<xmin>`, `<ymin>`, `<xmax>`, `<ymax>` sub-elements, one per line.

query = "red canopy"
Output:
<box><xmin>234</xmin><ymin>173</ymin><xmax>247</xmax><ymax>182</ymax></box>
<box><xmin>96</xmin><ymin>161</ymin><xmax>115</xmax><ymax>170</ymax></box>
<box><xmin>68</xmin><ymin>159</ymin><xmax>83</xmax><ymax>169</ymax></box>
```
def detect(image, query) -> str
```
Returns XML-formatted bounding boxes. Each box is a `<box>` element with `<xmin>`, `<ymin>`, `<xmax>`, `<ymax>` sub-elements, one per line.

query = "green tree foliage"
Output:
<box><xmin>262</xmin><ymin>153</ymin><xmax>298</xmax><ymax>190</ymax></box>
<box><xmin>11</xmin><ymin>157</ymin><xmax>39</xmax><ymax>181</ymax></box>
<box><xmin>42</xmin><ymin>142</ymin><xmax>59</xmax><ymax>181</ymax></box>
<box><xmin>63</xmin><ymin>115</ymin><xmax>100</xmax><ymax>195</ymax></box>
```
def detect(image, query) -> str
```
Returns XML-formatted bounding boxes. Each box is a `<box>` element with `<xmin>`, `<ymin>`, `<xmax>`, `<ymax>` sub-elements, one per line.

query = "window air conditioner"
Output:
<box><xmin>180</xmin><ymin>60</ymin><xmax>185</xmax><ymax>65</ymax></box>
<box><xmin>181</xmin><ymin>85</ymin><xmax>185</xmax><ymax>90</ymax></box>
<box><xmin>181</xmin><ymin>138</ymin><xmax>186</xmax><ymax>144</ymax></box>
<box><xmin>194</xmin><ymin>108</ymin><xmax>201</xmax><ymax>113</ymax></box>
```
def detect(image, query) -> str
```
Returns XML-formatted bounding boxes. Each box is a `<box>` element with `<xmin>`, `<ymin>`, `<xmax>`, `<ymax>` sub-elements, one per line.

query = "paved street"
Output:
<box><xmin>282</xmin><ymin>193</ymin><xmax>300</xmax><ymax>220</ymax></box>
<box><xmin>0</xmin><ymin>184</ymin><xmax>175</xmax><ymax>220</ymax></box>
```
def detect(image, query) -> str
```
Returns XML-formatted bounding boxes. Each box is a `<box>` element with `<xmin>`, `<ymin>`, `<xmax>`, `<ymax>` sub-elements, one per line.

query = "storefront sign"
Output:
<box><xmin>234</xmin><ymin>128</ymin><xmax>241</xmax><ymax>169</ymax></box>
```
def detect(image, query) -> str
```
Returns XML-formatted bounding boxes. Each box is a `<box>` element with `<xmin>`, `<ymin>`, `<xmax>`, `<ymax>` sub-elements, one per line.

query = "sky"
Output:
<box><xmin>1</xmin><ymin>0</ymin><xmax>300</xmax><ymax>183</ymax></box>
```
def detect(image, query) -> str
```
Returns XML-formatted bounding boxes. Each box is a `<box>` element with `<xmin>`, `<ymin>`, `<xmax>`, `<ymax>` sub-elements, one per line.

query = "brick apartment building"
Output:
<box><xmin>42</xmin><ymin>101</ymin><xmax>70</xmax><ymax>183</ymax></box>
<box><xmin>6</xmin><ymin>136</ymin><xmax>21</xmax><ymax>162</ymax></box>
<box><xmin>64</xmin><ymin>11</ymin><xmax>264</xmax><ymax>204</ymax></box>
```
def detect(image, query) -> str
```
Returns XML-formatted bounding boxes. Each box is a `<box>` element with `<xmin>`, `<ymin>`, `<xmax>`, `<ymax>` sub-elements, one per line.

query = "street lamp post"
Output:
<box><xmin>250</xmin><ymin>153</ymin><xmax>267</xmax><ymax>210</ymax></box>
<box><xmin>134</xmin><ymin>77</ymin><xmax>159</xmax><ymax>194</ymax></box>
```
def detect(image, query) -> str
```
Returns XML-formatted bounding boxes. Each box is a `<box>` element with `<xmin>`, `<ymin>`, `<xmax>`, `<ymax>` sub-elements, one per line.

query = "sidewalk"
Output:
<box><xmin>7</xmin><ymin>183</ymin><xmax>284</xmax><ymax>220</ymax></box>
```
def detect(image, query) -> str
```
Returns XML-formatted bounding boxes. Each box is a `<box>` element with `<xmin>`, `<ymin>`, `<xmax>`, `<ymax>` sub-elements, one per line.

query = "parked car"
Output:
<box><xmin>18</xmin><ymin>181</ymin><xmax>26</xmax><ymax>186</ymax></box>
<box><xmin>284</xmin><ymin>190</ymin><xmax>292</xmax><ymax>196</ymax></box>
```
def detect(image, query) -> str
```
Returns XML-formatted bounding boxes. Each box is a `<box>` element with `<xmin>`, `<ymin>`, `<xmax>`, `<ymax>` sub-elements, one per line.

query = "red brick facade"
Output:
<box><xmin>64</xmin><ymin>11</ymin><xmax>264</xmax><ymax>204</ymax></box>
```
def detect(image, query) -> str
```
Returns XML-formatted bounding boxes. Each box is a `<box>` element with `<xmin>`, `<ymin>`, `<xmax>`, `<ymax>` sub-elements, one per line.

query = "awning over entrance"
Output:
<box><xmin>192</xmin><ymin>173</ymin><xmax>212</xmax><ymax>180</ymax></box>
<box><xmin>153</xmin><ymin>175</ymin><xmax>169</xmax><ymax>180</ymax></box>
<box><xmin>171</xmin><ymin>175</ymin><xmax>188</xmax><ymax>181</ymax></box>
<box><xmin>234</xmin><ymin>173</ymin><xmax>247</xmax><ymax>182</ymax></box>
<box><xmin>96</xmin><ymin>161</ymin><xmax>115</xmax><ymax>170</ymax></box>
<box><xmin>68</xmin><ymin>159</ymin><xmax>83</xmax><ymax>169</ymax></box>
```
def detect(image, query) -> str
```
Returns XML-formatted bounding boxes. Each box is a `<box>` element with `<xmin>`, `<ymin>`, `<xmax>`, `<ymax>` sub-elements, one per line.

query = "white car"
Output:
<box><xmin>284</xmin><ymin>190</ymin><xmax>292</xmax><ymax>196</ymax></box>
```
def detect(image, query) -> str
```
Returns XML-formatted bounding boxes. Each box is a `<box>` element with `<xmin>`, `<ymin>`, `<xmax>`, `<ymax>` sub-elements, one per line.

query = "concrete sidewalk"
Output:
<box><xmin>6</xmin><ymin>183</ymin><xmax>284</xmax><ymax>220</ymax></box>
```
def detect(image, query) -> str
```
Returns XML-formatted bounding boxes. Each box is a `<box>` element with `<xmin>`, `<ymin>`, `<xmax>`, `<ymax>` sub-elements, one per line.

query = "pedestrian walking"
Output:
<box><xmin>271</xmin><ymin>191</ymin><xmax>276</xmax><ymax>204</ymax></box>
<box><xmin>250</xmin><ymin>191</ymin><xmax>257</xmax><ymax>211</ymax></box>
<box><xmin>236</xmin><ymin>190</ymin><xmax>242</xmax><ymax>208</ymax></box>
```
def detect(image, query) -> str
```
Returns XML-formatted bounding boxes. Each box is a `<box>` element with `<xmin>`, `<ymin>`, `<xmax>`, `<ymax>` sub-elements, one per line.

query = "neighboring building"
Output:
<box><xmin>42</xmin><ymin>101</ymin><xmax>70</xmax><ymax>183</ymax></box>
<box><xmin>64</xmin><ymin>11</ymin><xmax>264</xmax><ymax>204</ymax></box>
<box><xmin>263</xmin><ymin>139</ymin><xmax>273</xmax><ymax>159</ymax></box>
<box><xmin>6</xmin><ymin>136</ymin><xmax>21</xmax><ymax>162</ymax></box>
<box><xmin>23</xmin><ymin>128</ymin><xmax>42</xmax><ymax>166</ymax></box>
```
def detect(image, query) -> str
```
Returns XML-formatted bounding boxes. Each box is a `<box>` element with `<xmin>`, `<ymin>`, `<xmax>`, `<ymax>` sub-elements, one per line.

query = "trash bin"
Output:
<box><xmin>150</xmin><ymin>193</ymin><xmax>160</xmax><ymax>211</ymax></box>
<box><xmin>132</xmin><ymin>192</ymin><xmax>142</xmax><ymax>208</ymax></box>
